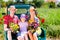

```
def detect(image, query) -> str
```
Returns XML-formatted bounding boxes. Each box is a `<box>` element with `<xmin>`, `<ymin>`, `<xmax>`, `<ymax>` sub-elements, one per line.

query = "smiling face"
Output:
<box><xmin>10</xmin><ymin>7</ymin><xmax>16</xmax><ymax>14</ymax></box>
<box><xmin>29</xmin><ymin>6</ymin><xmax>36</xmax><ymax>20</ymax></box>
<box><xmin>30</xmin><ymin>9</ymin><xmax>35</xmax><ymax>17</ymax></box>
<box><xmin>20</xmin><ymin>14</ymin><xmax>26</xmax><ymax>22</ymax></box>
<box><xmin>21</xmin><ymin>17</ymin><xmax>26</xmax><ymax>22</ymax></box>
<box><xmin>8</xmin><ymin>6</ymin><xmax>17</xmax><ymax>15</ymax></box>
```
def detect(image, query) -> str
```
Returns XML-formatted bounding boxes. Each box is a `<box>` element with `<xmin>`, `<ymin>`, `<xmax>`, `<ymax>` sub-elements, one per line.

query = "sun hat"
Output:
<box><xmin>8</xmin><ymin>5</ymin><xmax>17</xmax><ymax>11</ymax></box>
<box><xmin>29</xmin><ymin>6</ymin><xmax>36</xmax><ymax>11</ymax></box>
<box><xmin>20</xmin><ymin>14</ymin><xmax>26</xmax><ymax>18</ymax></box>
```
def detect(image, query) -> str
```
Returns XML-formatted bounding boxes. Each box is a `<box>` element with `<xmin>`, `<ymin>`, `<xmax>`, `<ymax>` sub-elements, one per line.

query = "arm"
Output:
<box><xmin>4</xmin><ymin>15</ymin><xmax>9</xmax><ymax>31</ymax></box>
<box><xmin>4</xmin><ymin>24</ymin><xmax>9</xmax><ymax>31</ymax></box>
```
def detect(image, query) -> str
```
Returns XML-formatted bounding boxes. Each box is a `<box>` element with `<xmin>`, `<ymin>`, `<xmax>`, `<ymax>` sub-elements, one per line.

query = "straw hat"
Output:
<box><xmin>8</xmin><ymin>5</ymin><xmax>17</xmax><ymax>11</ymax></box>
<box><xmin>29</xmin><ymin>6</ymin><xmax>36</xmax><ymax>11</ymax></box>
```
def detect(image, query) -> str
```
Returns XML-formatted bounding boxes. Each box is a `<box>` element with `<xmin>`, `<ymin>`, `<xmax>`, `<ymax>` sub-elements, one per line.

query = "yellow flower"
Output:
<box><xmin>9</xmin><ymin>22</ymin><xmax>19</xmax><ymax>32</ymax></box>
<box><xmin>29</xmin><ymin>20</ymin><xmax>34</xmax><ymax>24</ymax></box>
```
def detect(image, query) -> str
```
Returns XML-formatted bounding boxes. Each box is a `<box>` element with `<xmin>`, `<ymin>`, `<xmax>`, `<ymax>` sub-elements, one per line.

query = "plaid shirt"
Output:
<box><xmin>4</xmin><ymin>15</ymin><xmax>18</xmax><ymax>27</ymax></box>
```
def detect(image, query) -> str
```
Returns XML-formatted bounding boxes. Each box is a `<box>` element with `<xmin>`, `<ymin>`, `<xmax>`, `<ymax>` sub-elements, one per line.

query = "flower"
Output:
<box><xmin>0</xmin><ymin>18</ymin><xmax>3</xmax><ymax>24</ymax></box>
<box><xmin>3</xmin><ymin>15</ymin><xmax>7</xmax><ymax>19</ymax></box>
<box><xmin>0</xmin><ymin>22</ymin><xmax>2</xmax><ymax>24</ymax></box>
<box><xmin>25</xmin><ymin>15</ymin><xmax>28</xmax><ymax>19</ymax></box>
<box><xmin>36</xmin><ymin>27</ymin><xmax>42</xmax><ymax>35</ymax></box>
<box><xmin>31</xmin><ymin>22</ymin><xmax>39</xmax><ymax>29</ymax></box>
<box><xmin>9</xmin><ymin>22</ymin><xmax>19</xmax><ymax>32</ymax></box>
<box><xmin>29</xmin><ymin>19</ymin><xmax>34</xmax><ymax>24</ymax></box>
<box><xmin>41</xmin><ymin>18</ymin><xmax>45</xmax><ymax>23</ymax></box>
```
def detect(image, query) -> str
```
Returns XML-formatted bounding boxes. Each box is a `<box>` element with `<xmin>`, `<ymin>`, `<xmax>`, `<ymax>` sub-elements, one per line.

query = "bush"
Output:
<box><xmin>37</xmin><ymin>8</ymin><xmax>60</xmax><ymax>37</ymax></box>
<box><xmin>46</xmin><ymin>25</ymin><xmax>60</xmax><ymax>37</ymax></box>
<box><xmin>49</xmin><ymin>1</ymin><xmax>56</xmax><ymax>8</ymax></box>
<box><xmin>35</xmin><ymin>1</ymin><xmax>42</xmax><ymax>7</ymax></box>
<box><xmin>32</xmin><ymin>0</ymin><xmax>44</xmax><ymax>8</ymax></box>
<box><xmin>57</xmin><ymin>2</ymin><xmax>60</xmax><ymax>7</ymax></box>
<box><xmin>41</xmin><ymin>2</ymin><xmax>50</xmax><ymax>8</ymax></box>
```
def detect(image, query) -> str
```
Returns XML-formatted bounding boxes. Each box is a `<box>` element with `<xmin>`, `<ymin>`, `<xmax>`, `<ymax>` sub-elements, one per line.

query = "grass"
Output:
<box><xmin>37</xmin><ymin>8</ymin><xmax>60</xmax><ymax>38</ymax></box>
<box><xmin>0</xmin><ymin>8</ymin><xmax>5</xmax><ymax>40</ymax></box>
<box><xmin>0</xmin><ymin>24</ymin><xmax>4</xmax><ymax>40</ymax></box>
<box><xmin>37</xmin><ymin>8</ymin><xmax>60</xmax><ymax>25</ymax></box>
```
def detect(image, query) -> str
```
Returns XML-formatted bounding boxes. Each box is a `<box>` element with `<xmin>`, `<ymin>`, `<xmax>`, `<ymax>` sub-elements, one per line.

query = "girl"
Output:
<box><xmin>17</xmin><ymin>14</ymin><xmax>28</xmax><ymax>40</ymax></box>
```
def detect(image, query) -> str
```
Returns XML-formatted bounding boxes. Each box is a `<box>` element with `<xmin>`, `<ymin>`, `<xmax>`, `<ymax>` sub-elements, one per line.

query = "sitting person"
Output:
<box><xmin>4</xmin><ymin>6</ymin><xmax>18</xmax><ymax>40</ymax></box>
<box><xmin>28</xmin><ymin>6</ymin><xmax>42</xmax><ymax>40</ymax></box>
<box><xmin>17</xmin><ymin>14</ymin><xmax>28</xmax><ymax>40</ymax></box>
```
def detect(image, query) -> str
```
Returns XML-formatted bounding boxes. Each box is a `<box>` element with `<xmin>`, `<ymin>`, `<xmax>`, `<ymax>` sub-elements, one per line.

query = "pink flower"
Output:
<box><xmin>25</xmin><ymin>15</ymin><xmax>28</xmax><ymax>19</ymax></box>
<box><xmin>31</xmin><ymin>22</ymin><xmax>39</xmax><ymax>28</ymax></box>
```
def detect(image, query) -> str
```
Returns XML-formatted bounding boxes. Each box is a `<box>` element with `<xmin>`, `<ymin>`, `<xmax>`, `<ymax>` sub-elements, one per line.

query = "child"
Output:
<box><xmin>17</xmin><ymin>14</ymin><xmax>28</xmax><ymax>40</ymax></box>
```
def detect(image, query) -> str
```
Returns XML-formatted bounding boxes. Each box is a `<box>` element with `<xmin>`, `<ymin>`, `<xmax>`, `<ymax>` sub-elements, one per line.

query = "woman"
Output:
<box><xmin>28</xmin><ymin>6</ymin><xmax>41</xmax><ymax>40</ymax></box>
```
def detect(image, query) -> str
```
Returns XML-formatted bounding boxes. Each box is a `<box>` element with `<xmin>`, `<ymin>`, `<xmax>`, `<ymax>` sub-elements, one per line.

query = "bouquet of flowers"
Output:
<box><xmin>31</xmin><ymin>22</ymin><xmax>39</xmax><ymax>29</ymax></box>
<box><xmin>36</xmin><ymin>27</ymin><xmax>42</xmax><ymax>35</ymax></box>
<box><xmin>28</xmin><ymin>22</ymin><xmax>39</xmax><ymax>33</ymax></box>
<box><xmin>9</xmin><ymin>22</ymin><xmax>19</xmax><ymax>32</ymax></box>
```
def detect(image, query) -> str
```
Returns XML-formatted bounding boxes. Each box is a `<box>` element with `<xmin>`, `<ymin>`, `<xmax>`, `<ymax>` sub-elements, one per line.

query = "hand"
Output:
<box><xmin>4</xmin><ymin>28</ymin><xmax>9</xmax><ymax>31</ymax></box>
<box><xmin>10</xmin><ymin>27</ymin><xmax>14</xmax><ymax>32</ymax></box>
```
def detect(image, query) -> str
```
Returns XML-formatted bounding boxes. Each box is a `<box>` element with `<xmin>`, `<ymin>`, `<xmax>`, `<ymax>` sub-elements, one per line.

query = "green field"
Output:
<box><xmin>0</xmin><ymin>7</ymin><xmax>60</xmax><ymax>40</ymax></box>
<box><xmin>37</xmin><ymin>8</ymin><xmax>60</xmax><ymax>38</ymax></box>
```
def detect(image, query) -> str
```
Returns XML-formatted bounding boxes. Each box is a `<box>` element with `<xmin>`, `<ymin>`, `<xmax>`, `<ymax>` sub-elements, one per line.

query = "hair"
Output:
<box><xmin>35</xmin><ymin>10</ymin><xmax>38</xmax><ymax>16</ymax></box>
<box><xmin>29</xmin><ymin>7</ymin><xmax>40</xmax><ymax>22</ymax></box>
<box><xmin>31</xmin><ymin>5</ymin><xmax>36</xmax><ymax>8</ymax></box>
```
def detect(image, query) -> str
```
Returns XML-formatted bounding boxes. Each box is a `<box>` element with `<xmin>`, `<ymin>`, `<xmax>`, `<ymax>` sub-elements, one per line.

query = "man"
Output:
<box><xmin>4</xmin><ymin>5</ymin><xmax>19</xmax><ymax>40</ymax></box>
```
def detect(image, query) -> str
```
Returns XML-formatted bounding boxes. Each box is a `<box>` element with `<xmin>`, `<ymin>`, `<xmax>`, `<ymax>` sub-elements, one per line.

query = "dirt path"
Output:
<box><xmin>47</xmin><ymin>38</ymin><xmax>60</xmax><ymax>40</ymax></box>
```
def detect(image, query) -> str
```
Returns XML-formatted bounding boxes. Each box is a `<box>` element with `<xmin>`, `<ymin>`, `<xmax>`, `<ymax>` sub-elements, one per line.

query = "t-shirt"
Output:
<box><xmin>4</xmin><ymin>15</ymin><xmax>18</xmax><ymax>27</ymax></box>
<box><xmin>18</xmin><ymin>22</ymin><xmax>28</xmax><ymax>32</ymax></box>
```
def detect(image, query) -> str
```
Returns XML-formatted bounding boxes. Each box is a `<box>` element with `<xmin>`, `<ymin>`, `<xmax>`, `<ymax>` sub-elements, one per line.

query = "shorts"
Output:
<box><xmin>17</xmin><ymin>32</ymin><xmax>27</xmax><ymax>38</ymax></box>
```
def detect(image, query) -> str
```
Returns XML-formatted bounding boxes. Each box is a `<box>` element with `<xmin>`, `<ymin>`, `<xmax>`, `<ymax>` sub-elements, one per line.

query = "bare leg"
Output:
<box><xmin>24</xmin><ymin>34</ymin><xmax>28</xmax><ymax>40</ymax></box>
<box><xmin>7</xmin><ymin>30</ymin><xmax>12</xmax><ymax>40</ymax></box>
<box><xmin>33</xmin><ymin>33</ymin><xmax>38</xmax><ymax>40</ymax></box>
<box><xmin>28</xmin><ymin>31</ymin><xmax>34</xmax><ymax>40</ymax></box>
<box><xmin>17</xmin><ymin>36</ymin><xmax>24</xmax><ymax>40</ymax></box>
